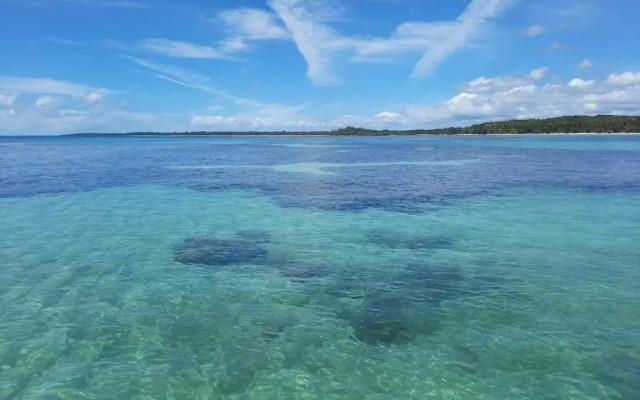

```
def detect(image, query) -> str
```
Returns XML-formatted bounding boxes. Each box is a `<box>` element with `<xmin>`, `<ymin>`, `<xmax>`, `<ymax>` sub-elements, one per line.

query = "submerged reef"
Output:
<box><xmin>172</xmin><ymin>232</ymin><xmax>506</xmax><ymax>348</ymax></box>
<box><xmin>367</xmin><ymin>231</ymin><xmax>457</xmax><ymax>251</ymax></box>
<box><xmin>173</xmin><ymin>231</ymin><xmax>270</xmax><ymax>266</ymax></box>
<box><xmin>342</xmin><ymin>265</ymin><xmax>469</xmax><ymax>346</ymax></box>
<box><xmin>348</xmin><ymin>295</ymin><xmax>416</xmax><ymax>345</ymax></box>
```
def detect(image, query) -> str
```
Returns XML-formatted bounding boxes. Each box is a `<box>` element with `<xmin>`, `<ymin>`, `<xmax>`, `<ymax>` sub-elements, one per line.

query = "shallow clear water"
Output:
<box><xmin>1</xmin><ymin>135</ymin><xmax>639</xmax><ymax>399</ymax></box>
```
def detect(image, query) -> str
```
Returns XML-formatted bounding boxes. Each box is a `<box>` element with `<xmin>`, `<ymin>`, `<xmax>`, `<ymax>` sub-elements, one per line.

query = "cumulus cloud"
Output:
<box><xmin>375</xmin><ymin>111</ymin><xmax>406</xmax><ymax>124</ymax></box>
<box><xmin>0</xmin><ymin>75</ymin><xmax>175</xmax><ymax>135</ymax></box>
<box><xmin>567</xmin><ymin>78</ymin><xmax>595</xmax><ymax>88</ymax></box>
<box><xmin>607</xmin><ymin>71</ymin><xmax>640</xmax><ymax>86</ymax></box>
<box><xmin>524</xmin><ymin>24</ymin><xmax>546</xmax><ymax>37</ymax></box>
<box><xmin>406</xmin><ymin>70</ymin><xmax>640</xmax><ymax>124</ymax></box>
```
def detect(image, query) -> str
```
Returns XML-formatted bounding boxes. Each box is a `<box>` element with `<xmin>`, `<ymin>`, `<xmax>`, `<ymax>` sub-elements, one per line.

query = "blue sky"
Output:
<box><xmin>1</xmin><ymin>0</ymin><xmax>639</xmax><ymax>134</ymax></box>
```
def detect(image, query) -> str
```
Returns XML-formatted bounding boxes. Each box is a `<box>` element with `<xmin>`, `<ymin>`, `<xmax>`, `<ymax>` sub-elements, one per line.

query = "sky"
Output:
<box><xmin>0</xmin><ymin>0</ymin><xmax>639</xmax><ymax>134</ymax></box>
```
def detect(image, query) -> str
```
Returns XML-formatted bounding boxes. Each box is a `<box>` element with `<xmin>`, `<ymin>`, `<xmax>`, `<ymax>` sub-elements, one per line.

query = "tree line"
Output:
<box><xmin>120</xmin><ymin>115</ymin><xmax>640</xmax><ymax>136</ymax></box>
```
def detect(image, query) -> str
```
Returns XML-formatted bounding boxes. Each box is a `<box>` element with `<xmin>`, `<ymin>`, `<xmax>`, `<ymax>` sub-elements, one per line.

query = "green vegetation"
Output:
<box><xmin>74</xmin><ymin>115</ymin><xmax>640</xmax><ymax>136</ymax></box>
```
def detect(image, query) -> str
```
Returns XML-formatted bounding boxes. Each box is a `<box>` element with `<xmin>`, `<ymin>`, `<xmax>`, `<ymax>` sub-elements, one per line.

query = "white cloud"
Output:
<box><xmin>0</xmin><ymin>93</ymin><xmax>16</xmax><ymax>107</ymax></box>
<box><xmin>85</xmin><ymin>92</ymin><xmax>103</xmax><ymax>104</ymax></box>
<box><xmin>567</xmin><ymin>78</ymin><xmax>595</xmax><ymax>88</ymax></box>
<box><xmin>463</xmin><ymin>75</ymin><xmax>532</xmax><ymax>93</ymax></box>
<box><xmin>0</xmin><ymin>107</ymin><xmax>176</xmax><ymax>135</ymax></box>
<box><xmin>0</xmin><ymin>76</ymin><xmax>169</xmax><ymax>135</ymax></box>
<box><xmin>607</xmin><ymin>72</ymin><xmax>640</xmax><ymax>86</ymax></box>
<box><xmin>190</xmin><ymin>111</ymin><xmax>390</xmax><ymax>131</ymax></box>
<box><xmin>269</xmin><ymin>0</ymin><xmax>347</xmax><ymax>85</ymax></box>
<box><xmin>530</xmin><ymin>67</ymin><xmax>548</xmax><ymax>80</ymax></box>
<box><xmin>410</xmin><ymin>0</ymin><xmax>512</xmax><ymax>79</ymax></box>
<box><xmin>141</xmin><ymin>39</ymin><xmax>230</xmax><ymax>59</ymax></box>
<box><xmin>35</xmin><ymin>95</ymin><xmax>65</xmax><ymax>110</ymax></box>
<box><xmin>124</xmin><ymin>57</ymin><xmax>320</xmax><ymax>130</ymax></box>
<box><xmin>0</xmin><ymin>77</ymin><xmax>111</xmax><ymax>99</ymax></box>
<box><xmin>268</xmin><ymin>0</ymin><xmax>512</xmax><ymax>84</ymax></box>
<box><xmin>218</xmin><ymin>8</ymin><xmax>290</xmax><ymax>40</ymax></box>
<box><xmin>375</xmin><ymin>111</ymin><xmax>406</xmax><ymax>124</ymax></box>
<box><xmin>406</xmin><ymin>70</ymin><xmax>640</xmax><ymax>124</ymax></box>
<box><xmin>219</xmin><ymin>37</ymin><xmax>248</xmax><ymax>53</ymax></box>
<box><xmin>144</xmin><ymin>8</ymin><xmax>290</xmax><ymax>61</ymax></box>
<box><xmin>191</xmin><ymin>102</ymin><xmax>310</xmax><ymax>130</ymax></box>
<box><xmin>548</xmin><ymin>41</ymin><xmax>561</xmax><ymax>51</ymax></box>
<box><xmin>579</xmin><ymin>59</ymin><xmax>593</xmax><ymax>69</ymax></box>
<box><xmin>191</xmin><ymin>116</ymin><xmax>229</xmax><ymax>126</ymax></box>
<box><xmin>123</xmin><ymin>56</ymin><xmax>263</xmax><ymax>106</ymax></box>
<box><xmin>524</xmin><ymin>24</ymin><xmax>546</xmax><ymax>37</ymax></box>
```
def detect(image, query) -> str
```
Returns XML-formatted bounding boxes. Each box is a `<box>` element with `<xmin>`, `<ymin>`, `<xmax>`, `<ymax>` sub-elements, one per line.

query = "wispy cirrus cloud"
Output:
<box><xmin>123</xmin><ymin>56</ymin><xmax>268</xmax><ymax>107</ymax></box>
<box><xmin>140</xmin><ymin>39</ymin><xmax>232</xmax><ymax>59</ymax></box>
<box><xmin>43</xmin><ymin>36</ymin><xmax>85</xmax><ymax>46</ymax></box>
<box><xmin>141</xmin><ymin>8</ymin><xmax>290</xmax><ymax>60</ymax></box>
<box><xmin>131</xmin><ymin>0</ymin><xmax>512</xmax><ymax>85</ymax></box>
<box><xmin>217</xmin><ymin>8</ymin><xmax>290</xmax><ymax>40</ymax></box>
<box><xmin>266</xmin><ymin>0</ymin><xmax>513</xmax><ymax>84</ymax></box>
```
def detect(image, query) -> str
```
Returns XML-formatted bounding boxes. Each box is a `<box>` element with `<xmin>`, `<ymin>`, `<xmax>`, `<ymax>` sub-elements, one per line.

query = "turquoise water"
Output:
<box><xmin>1</xmin><ymin>136</ymin><xmax>639</xmax><ymax>399</ymax></box>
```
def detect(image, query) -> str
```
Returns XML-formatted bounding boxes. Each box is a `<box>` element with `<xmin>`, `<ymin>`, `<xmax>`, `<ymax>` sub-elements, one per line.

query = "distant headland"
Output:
<box><xmin>68</xmin><ymin>115</ymin><xmax>640</xmax><ymax>137</ymax></box>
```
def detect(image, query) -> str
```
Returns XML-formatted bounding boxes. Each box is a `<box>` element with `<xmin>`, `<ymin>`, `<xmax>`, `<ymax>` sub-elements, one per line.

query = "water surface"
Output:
<box><xmin>1</xmin><ymin>135</ymin><xmax>639</xmax><ymax>399</ymax></box>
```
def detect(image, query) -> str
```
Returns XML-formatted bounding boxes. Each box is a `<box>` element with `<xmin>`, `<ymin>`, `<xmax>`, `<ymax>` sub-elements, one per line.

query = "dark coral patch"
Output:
<box><xmin>349</xmin><ymin>295</ymin><xmax>416</xmax><ymax>346</ymax></box>
<box><xmin>173</xmin><ymin>237</ymin><xmax>267</xmax><ymax>266</ymax></box>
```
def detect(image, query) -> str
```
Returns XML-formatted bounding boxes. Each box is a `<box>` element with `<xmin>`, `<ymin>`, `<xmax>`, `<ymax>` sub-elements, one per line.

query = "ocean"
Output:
<box><xmin>1</xmin><ymin>135</ymin><xmax>639</xmax><ymax>399</ymax></box>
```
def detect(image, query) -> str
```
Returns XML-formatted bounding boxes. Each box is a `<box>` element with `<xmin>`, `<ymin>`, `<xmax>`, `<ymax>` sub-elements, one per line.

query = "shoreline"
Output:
<box><xmin>125</xmin><ymin>132</ymin><xmax>640</xmax><ymax>138</ymax></box>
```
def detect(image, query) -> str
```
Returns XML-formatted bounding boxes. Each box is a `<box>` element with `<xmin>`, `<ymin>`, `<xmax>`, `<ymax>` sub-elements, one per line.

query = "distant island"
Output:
<box><xmin>71</xmin><ymin>115</ymin><xmax>640</xmax><ymax>137</ymax></box>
